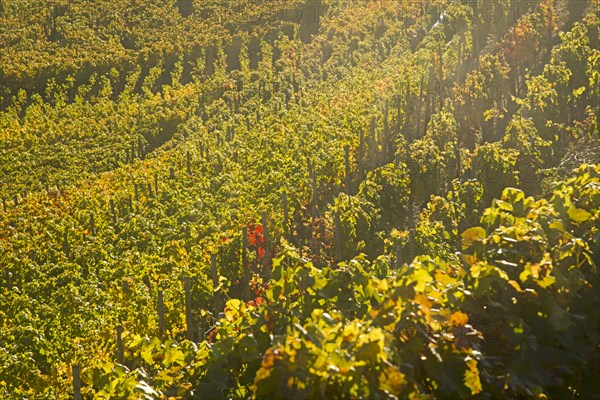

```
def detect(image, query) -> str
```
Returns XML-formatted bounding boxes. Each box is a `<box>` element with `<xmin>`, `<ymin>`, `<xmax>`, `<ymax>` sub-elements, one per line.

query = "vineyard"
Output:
<box><xmin>0</xmin><ymin>0</ymin><xmax>599</xmax><ymax>398</ymax></box>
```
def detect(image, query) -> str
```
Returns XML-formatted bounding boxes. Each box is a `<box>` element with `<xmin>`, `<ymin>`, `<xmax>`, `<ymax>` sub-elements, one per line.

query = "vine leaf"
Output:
<box><xmin>464</xmin><ymin>357</ymin><xmax>482</xmax><ymax>395</ymax></box>
<box><xmin>450</xmin><ymin>311</ymin><xmax>469</xmax><ymax>327</ymax></box>
<box><xmin>567</xmin><ymin>208</ymin><xmax>590</xmax><ymax>223</ymax></box>
<box><xmin>461</xmin><ymin>227</ymin><xmax>486</xmax><ymax>250</ymax></box>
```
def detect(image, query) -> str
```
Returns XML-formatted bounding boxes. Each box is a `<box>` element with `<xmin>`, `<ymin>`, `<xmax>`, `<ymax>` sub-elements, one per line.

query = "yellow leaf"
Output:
<box><xmin>342</xmin><ymin>324</ymin><xmax>359</xmax><ymax>342</ymax></box>
<box><xmin>508</xmin><ymin>280</ymin><xmax>523</xmax><ymax>292</ymax></box>
<box><xmin>470</xmin><ymin>262</ymin><xmax>487</xmax><ymax>279</ymax></box>
<box><xmin>450</xmin><ymin>311</ymin><xmax>469</xmax><ymax>327</ymax></box>
<box><xmin>462</xmin><ymin>253</ymin><xmax>478</xmax><ymax>266</ymax></box>
<box><xmin>379</xmin><ymin>366</ymin><xmax>406</xmax><ymax>393</ymax></box>
<box><xmin>262</xmin><ymin>348</ymin><xmax>276</xmax><ymax>369</ymax></box>
<box><xmin>434</xmin><ymin>269</ymin><xmax>457</xmax><ymax>286</ymax></box>
<box><xmin>411</xmin><ymin>269</ymin><xmax>433</xmax><ymax>292</ymax></box>
<box><xmin>414</xmin><ymin>293</ymin><xmax>433</xmax><ymax>320</ymax></box>
<box><xmin>464</xmin><ymin>358</ymin><xmax>482</xmax><ymax>395</ymax></box>
<box><xmin>140</xmin><ymin>349</ymin><xmax>154</xmax><ymax>365</ymax></box>
<box><xmin>568</xmin><ymin>208</ymin><xmax>591</xmax><ymax>223</ymax></box>
<box><xmin>461</xmin><ymin>227</ymin><xmax>486</xmax><ymax>250</ymax></box>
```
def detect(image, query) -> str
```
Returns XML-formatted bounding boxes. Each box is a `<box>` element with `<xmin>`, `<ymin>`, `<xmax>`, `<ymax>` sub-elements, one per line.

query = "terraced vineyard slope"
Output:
<box><xmin>0</xmin><ymin>0</ymin><xmax>598</xmax><ymax>398</ymax></box>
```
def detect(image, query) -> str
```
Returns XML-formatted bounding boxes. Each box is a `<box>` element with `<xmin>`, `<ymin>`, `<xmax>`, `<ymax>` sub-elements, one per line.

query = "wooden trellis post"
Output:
<box><xmin>471</xmin><ymin>13</ymin><xmax>479</xmax><ymax>59</ymax></box>
<box><xmin>395</xmin><ymin>93</ymin><xmax>402</xmax><ymax>132</ymax></box>
<box><xmin>4</xmin><ymin>269</ymin><xmax>10</xmax><ymax>289</ymax></box>
<box><xmin>242</xmin><ymin>227</ymin><xmax>251</xmax><ymax>300</ymax></box>
<box><xmin>458</xmin><ymin>33</ymin><xmax>464</xmax><ymax>65</ymax></box>
<box><xmin>211</xmin><ymin>254</ymin><xmax>220</xmax><ymax>316</ymax></box>
<box><xmin>416</xmin><ymin>75</ymin><xmax>424</xmax><ymax>139</ymax></box>
<box><xmin>183</xmin><ymin>277</ymin><xmax>193</xmax><ymax>341</ymax></box>
<box><xmin>425</xmin><ymin>62</ymin><xmax>434</xmax><ymax>122</ymax></box>
<box><xmin>82</xmin><ymin>261</ymin><xmax>89</xmax><ymax>279</ymax></box>
<box><xmin>437</xmin><ymin>47</ymin><xmax>443</xmax><ymax>112</ymax></box>
<box><xmin>186</xmin><ymin>151</ymin><xmax>192</xmax><ymax>175</ymax></box>
<box><xmin>2</xmin><ymin>198</ymin><xmax>6</xmax><ymax>212</ymax></box>
<box><xmin>396</xmin><ymin>243</ymin><xmax>403</xmax><ymax>268</ymax></box>
<box><xmin>457</xmin><ymin>34</ymin><xmax>463</xmax><ymax>81</ymax></box>
<box><xmin>147</xmin><ymin>183</ymin><xmax>153</xmax><ymax>198</ymax></box>
<box><xmin>89</xmin><ymin>213</ymin><xmax>95</xmax><ymax>236</ymax></box>
<box><xmin>408</xmin><ymin>195</ymin><xmax>414</xmax><ymax>228</ymax></box>
<box><xmin>13</xmin><ymin>195</ymin><xmax>18</xmax><ymax>207</ymax></box>
<box><xmin>109</xmin><ymin>199</ymin><xmax>117</xmax><ymax>225</ymax></box>
<box><xmin>128</xmin><ymin>195</ymin><xmax>133</xmax><ymax>213</ymax></box>
<box><xmin>409</xmin><ymin>229</ymin><xmax>416</xmax><ymax>263</ymax></box>
<box><xmin>169</xmin><ymin>167</ymin><xmax>176</xmax><ymax>180</ymax></box>
<box><xmin>131</xmin><ymin>142</ymin><xmax>136</xmax><ymax>161</ymax></box>
<box><xmin>282</xmin><ymin>192</ymin><xmax>290</xmax><ymax>240</ymax></box>
<box><xmin>134</xmin><ymin>184</ymin><xmax>139</xmax><ymax>203</ymax></box>
<box><xmin>358</xmin><ymin>130</ymin><xmax>365</xmax><ymax>162</ymax></box>
<box><xmin>344</xmin><ymin>145</ymin><xmax>351</xmax><ymax>194</ymax></box>
<box><xmin>334</xmin><ymin>211</ymin><xmax>342</xmax><ymax>262</ymax></box>
<box><xmin>406</xmin><ymin>81</ymin><xmax>411</xmax><ymax>124</ymax></box>
<box><xmin>138</xmin><ymin>136</ymin><xmax>143</xmax><ymax>159</ymax></box>
<box><xmin>471</xmin><ymin>158</ymin><xmax>479</xmax><ymax>180</ymax></box>
<box><xmin>72</xmin><ymin>365</ymin><xmax>82</xmax><ymax>400</ymax></box>
<box><xmin>383</xmin><ymin>101</ymin><xmax>390</xmax><ymax>140</ymax></box>
<box><xmin>307</xmin><ymin>158</ymin><xmax>321</xmax><ymax>255</ymax></box>
<box><xmin>369</xmin><ymin>116</ymin><xmax>378</xmax><ymax>167</ymax></box>
<box><xmin>307</xmin><ymin>159</ymin><xmax>318</xmax><ymax>216</ymax></box>
<box><xmin>116</xmin><ymin>325</ymin><xmax>124</xmax><ymax>364</ymax></box>
<box><xmin>262</xmin><ymin>212</ymin><xmax>272</xmax><ymax>278</ymax></box>
<box><xmin>63</xmin><ymin>229</ymin><xmax>70</xmax><ymax>259</ymax></box>
<box><xmin>158</xmin><ymin>290</ymin><xmax>165</xmax><ymax>339</ymax></box>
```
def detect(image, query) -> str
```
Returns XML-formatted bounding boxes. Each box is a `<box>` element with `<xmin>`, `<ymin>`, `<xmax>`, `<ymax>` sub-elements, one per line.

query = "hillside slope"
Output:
<box><xmin>0</xmin><ymin>0</ymin><xmax>598</xmax><ymax>398</ymax></box>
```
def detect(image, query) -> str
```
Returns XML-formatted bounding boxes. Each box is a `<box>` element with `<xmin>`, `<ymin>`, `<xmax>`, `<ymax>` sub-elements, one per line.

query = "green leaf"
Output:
<box><xmin>549</xmin><ymin>309</ymin><xmax>570</xmax><ymax>332</ymax></box>
<box><xmin>356</xmin><ymin>340</ymin><xmax>382</xmax><ymax>364</ymax></box>
<box><xmin>238</xmin><ymin>335</ymin><xmax>259</xmax><ymax>363</ymax></box>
